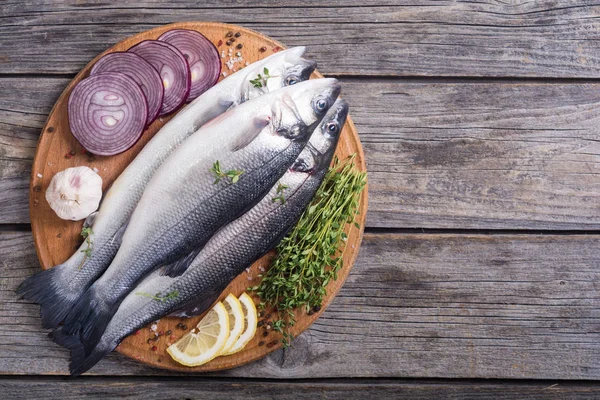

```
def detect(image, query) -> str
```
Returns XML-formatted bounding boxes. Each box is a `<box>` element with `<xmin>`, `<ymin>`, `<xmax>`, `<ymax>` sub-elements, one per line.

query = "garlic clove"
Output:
<box><xmin>45</xmin><ymin>166</ymin><xmax>103</xmax><ymax>221</ymax></box>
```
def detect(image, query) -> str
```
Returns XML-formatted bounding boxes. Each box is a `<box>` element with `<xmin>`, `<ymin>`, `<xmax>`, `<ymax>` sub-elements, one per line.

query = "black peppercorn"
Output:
<box><xmin>236</xmin><ymin>43</ymin><xmax>243</xmax><ymax>49</ymax></box>
<box><xmin>234</xmin><ymin>32</ymin><xmax>241</xmax><ymax>37</ymax></box>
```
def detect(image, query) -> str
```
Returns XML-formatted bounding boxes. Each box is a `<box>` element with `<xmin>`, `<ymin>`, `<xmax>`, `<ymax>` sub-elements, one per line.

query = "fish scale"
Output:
<box><xmin>17</xmin><ymin>47</ymin><xmax>316</xmax><ymax>329</ymax></box>
<box><xmin>51</xmin><ymin>99</ymin><xmax>348</xmax><ymax>376</ymax></box>
<box><xmin>61</xmin><ymin>78</ymin><xmax>341</xmax><ymax>352</ymax></box>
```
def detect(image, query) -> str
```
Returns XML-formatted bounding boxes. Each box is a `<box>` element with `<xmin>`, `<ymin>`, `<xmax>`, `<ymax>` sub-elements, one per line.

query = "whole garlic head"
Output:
<box><xmin>45</xmin><ymin>166</ymin><xmax>103</xmax><ymax>221</ymax></box>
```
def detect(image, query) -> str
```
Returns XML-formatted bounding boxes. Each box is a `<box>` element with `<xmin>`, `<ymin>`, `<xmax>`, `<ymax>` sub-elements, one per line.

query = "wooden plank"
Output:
<box><xmin>4</xmin><ymin>231</ymin><xmax>600</xmax><ymax>379</ymax></box>
<box><xmin>2</xmin><ymin>77</ymin><xmax>600</xmax><ymax>229</ymax></box>
<box><xmin>0</xmin><ymin>377</ymin><xmax>599</xmax><ymax>400</ymax></box>
<box><xmin>3</xmin><ymin>1</ymin><xmax>600</xmax><ymax>77</ymax></box>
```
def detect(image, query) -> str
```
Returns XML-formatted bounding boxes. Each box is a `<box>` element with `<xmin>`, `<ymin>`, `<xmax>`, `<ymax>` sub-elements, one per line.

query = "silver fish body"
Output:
<box><xmin>17</xmin><ymin>47</ymin><xmax>316</xmax><ymax>329</ymax></box>
<box><xmin>62</xmin><ymin>79</ymin><xmax>341</xmax><ymax>350</ymax></box>
<box><xmin>55</xmin><ymin>99</ymin><xmax>348</xmax><ymax>376</ymax></box>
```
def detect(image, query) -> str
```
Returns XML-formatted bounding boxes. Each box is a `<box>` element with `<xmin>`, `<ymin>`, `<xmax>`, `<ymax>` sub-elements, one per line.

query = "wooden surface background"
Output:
<box><xmin>2</xmin><ymin>1</ymin><xmax>600</xmax><ymax>398</ymax></box>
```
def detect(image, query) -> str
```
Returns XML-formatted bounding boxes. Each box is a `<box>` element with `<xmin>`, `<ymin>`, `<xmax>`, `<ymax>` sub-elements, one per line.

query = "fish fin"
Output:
<box><xmin>16</xmin><ymin>265</ymin><xmax>81</xmax><ymax>329</ymax></box>
<box><xmin>70</xmin><ymin>344</ymin><xmax>113</xmax><ymax>377</ymax></box>
<box><xmin>220</xmin><ymin>98</ymin><xmax>235</xmax><ymax>110</ymax></box>
<box><xmin>49</xmin><ymin>328</ymin><xmax>88</xmax><ymax>376</ymax></box>
<box><xmin>111</xmin><ymin>220</ymin><xmax>129</xmax><ymax>246</ymax></box>
<box><xmin>51</xmin><ymin>328</ymin><xmax>115</xmax><ymax>377</ymax></box>
<box><xmin>161</xmin><ymin>247</ymin><xmax>203</xmax><ymax>278</ymax></box>
<box><xmin>169</xmin><ymin>282</ymin><xmax>229</xmax><ymax>318</ymax></box>
<box><xmin>83</xmin><ymin>211</ymin><xmax>98</xmax><ymax>228</ymax></box>
<box><xmin>230</xmin><ymin>115</ymin><xmax>271</xmax><ymax>152</ymax></box>
<box><xmin>61</xmin><ymin>287</ymin><xmax>118</xmax><ymax>356</ymax></box>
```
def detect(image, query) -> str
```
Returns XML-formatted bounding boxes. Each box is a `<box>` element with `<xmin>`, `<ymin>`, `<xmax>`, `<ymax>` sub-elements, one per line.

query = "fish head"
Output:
<box><xmin>265</xmin><ymin>47</ymin><xmax>316</xmax><ymax>90</ymax></box>
<box><xmin>270</xmin><ymin>78</ymin><xmax>341</xmax><ymax>143</ymax></box>
<box><xmin>288</xmin><ymin>99</ymin><xmax>348</xmax><ymax>180</ymax></box>
<box><xmin>307</xmin><ymin>99</ymin><xmax>348</xmax><ymax>159</ymax></box>
<box><xmin>241</xmin><ymin>47</ymin><xmax>315</xmax><ymax>102</ymax></box>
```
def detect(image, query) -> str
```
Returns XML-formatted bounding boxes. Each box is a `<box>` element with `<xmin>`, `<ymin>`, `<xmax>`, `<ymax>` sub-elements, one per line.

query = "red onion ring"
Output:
<box><xmin>128</xmin><ymin>40</ymin><xmax>190</xmax><ymax>115</ymax></box>
<box><xmin>68</xmin><ymin>72</ymin><xmax>148</xmax><ymax>156</ymax></box>
<box><xmin>90</xmin><ymin>52</ymin><xmax>164</xmax><ymax>126</ymax></box>
<box><xmin>158</xmin><ymin>29</ymin><xmax>220</xmax><ymax>101</ymax></box>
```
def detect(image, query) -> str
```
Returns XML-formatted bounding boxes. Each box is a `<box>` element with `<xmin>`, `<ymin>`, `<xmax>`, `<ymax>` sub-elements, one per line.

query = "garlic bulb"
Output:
<box><xmin>45</xmin><ymin>166</ymin><xmax>103</xmax><ymax>221</ymax></box>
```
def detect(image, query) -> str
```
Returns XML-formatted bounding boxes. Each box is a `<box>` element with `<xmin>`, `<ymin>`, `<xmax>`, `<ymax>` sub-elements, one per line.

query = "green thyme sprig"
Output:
<box><xmin>250</xmin><ymin>154</ymin><xmax>367</xmax><ymax>347</ymax></box>
<box><xmin>135</xmin><ymin>290</ymin><xmax>179</xmax><ymax>303</ymax></box>
<box><xmin>250</xmin><ymin>67</ymin><xmax>272</xmax><ymax>88</ymax></box>
<box><xmin>272</xmin><ymin>182</ymin><xmax>289</xmax><ymax>204</ymax></box>
<box><xmin>211</xmin><ymin>160</ymin><xmax>244</xmax><ymax>184</ymax></box>
<box><xmin>80</xmin><ymin>227</ymin><xmax>93</xmax><ymax>258</ymax></box>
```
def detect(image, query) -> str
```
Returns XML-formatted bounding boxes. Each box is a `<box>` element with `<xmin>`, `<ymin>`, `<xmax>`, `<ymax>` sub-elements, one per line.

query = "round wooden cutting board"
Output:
<box><xmin>29</xmin><ymin>22</ymin><xmax>368</xmax><ymax>372</ymax></box>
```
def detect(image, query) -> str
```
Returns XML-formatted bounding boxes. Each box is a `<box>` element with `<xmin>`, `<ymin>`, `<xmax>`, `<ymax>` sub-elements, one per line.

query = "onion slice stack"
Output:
<box><xmin>68</xmin><ymin>72</ymin><xmax>148</xmax><ymax>156</ymax></box>
<box><xmin>129</xmin><ymin>40</ymin><xmax>190</xmax><ymax>115</ymax></box>
<box><xmin>158</xmin><ymin>29</ymin><xmax>221</xmax><ymax>101</ymax></box>
<box><xmin>90</xmin><ymin>52</ymin><xmax>164</xmax><ymax>126</ymax></box>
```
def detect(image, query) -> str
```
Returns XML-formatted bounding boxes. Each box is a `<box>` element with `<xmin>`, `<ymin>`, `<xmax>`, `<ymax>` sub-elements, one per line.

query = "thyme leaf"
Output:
<box><xmin>251</xmin><ymin>154</ymin><xmax>367</xmax><ymax>347</ymax></box>
<box><xmin>80</xmin><ymin>227</ymin><xmax>93</xmax><ymax>259</ymax></box>
<box><xmin>211</xmin><ymin>160</ymin><xmax>244</xmax><ymax>184</ymax></box>
<box><xmin>135</xmin><ymin>290</ymin><xmax>179</xmax><ymax>303</ymax></box>
<box><xmin>249</xmin><ymin>67</ymin><xmax>272</xmax><ymax>88</ymax></box>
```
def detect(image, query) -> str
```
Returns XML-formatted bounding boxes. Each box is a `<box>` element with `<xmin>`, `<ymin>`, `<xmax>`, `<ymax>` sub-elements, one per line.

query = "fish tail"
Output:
<box><xmin>16</xmin><ymin>266</ymin><xmax>82</xmax><ymax>329</ymax></box>
<box><xmin>62</xmin><ymin>288</ymin><xmax>119</xmax><ymax>356</ymax></box>
<box><xmin>50</xmin><ymin>328</ymin><xmax>113</xmax><ymax>376</ymax></box>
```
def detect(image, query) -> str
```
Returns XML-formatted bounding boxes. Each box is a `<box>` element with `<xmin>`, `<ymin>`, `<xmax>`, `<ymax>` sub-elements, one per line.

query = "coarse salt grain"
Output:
<box><xmin>151</xmin><ymin>324</ymin><xmax>158</xmax><ymax>331</ymax></box>
<box><xmin>247</xmin><ymin>275</ymin><xmax>253</xmax><ymax>280</ymax></box>
<box><xmin>245</xmin><ymin>62</ymin><xmax>249</xmax><ymax>66</ymax></box>
<box><xmin>245</xmin><ymin>267</ymin><xmax>251</xmax><ymax>273</ymax></box>
<box><xmin>36</xmin><ymin>173</ymin><xmax>42</xmax><ymax>178</ymax></box>
<box><xmin>222</xmin><ymin>72</ymin><xmax>228</xmax><ymax>77</ymax></box>
<box><xmin>258</xmin><ymin>266</ymin><xmax>265</xmax><ymax>272</ymax></box>
<box><xmin>92</xmin><ymin>167</ymin><xmax>99</xmax><ymax>173</ymax></box>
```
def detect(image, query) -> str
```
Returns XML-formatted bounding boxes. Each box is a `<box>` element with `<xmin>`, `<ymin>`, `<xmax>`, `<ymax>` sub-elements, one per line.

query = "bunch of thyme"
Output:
<box><xmin>251</xmin><ymin>154</ymin><xmax>367</xmax><ymax>346</ymax></box>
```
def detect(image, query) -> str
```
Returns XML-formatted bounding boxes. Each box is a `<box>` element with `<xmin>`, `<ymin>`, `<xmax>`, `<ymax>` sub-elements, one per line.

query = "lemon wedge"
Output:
<box><xmin>221</xmin><ymin>292</ymin><xmax>258</xmax><ymax>356</ymax></box>
<box><xmin>166</xmin><ymin>301</ymin><xmax>229</xmax><ymax>367</ymax></box>
<box><xmin>220</xmin><ymin>294</ymin><xmax>244</xmax><ymax>354</ymax></box>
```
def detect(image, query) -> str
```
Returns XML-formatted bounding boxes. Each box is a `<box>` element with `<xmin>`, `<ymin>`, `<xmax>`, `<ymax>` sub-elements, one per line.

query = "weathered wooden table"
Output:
<box><xmin>2</xmin><ymin>1</ymin><xmax>600</xmax><ymax>398</ymax></box>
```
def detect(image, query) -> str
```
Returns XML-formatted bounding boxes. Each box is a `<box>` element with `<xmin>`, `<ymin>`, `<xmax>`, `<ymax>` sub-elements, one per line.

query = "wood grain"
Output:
<box><xmin>4</xmin><ymin>78</ymin><xmax>600</xmax><ymax>229</ymax></box>
<box><xmin>28</xmin><ymin>22</ymin><xmax>367</xmax><ymax>373</ymax></box>
<box><xmin>1</xmin><ymin>377</ymin><xmax>599</xmax><ymax>400</ymax></box>
<box><xmin>3</xmin><ymin>1</ymin><xmax>600</xmax><ymax>77</ymax></box>
<box><xmin>5</xmin><ymin>231</ymin><xmax>600</xmax><ymax>379</ymax></box>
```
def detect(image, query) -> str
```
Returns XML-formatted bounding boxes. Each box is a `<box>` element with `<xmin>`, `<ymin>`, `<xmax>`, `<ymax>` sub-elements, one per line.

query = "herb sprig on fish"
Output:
<box><xmin>251</xmin><ymin>154</ymin><xmax>366</xmax><ymax>346</ymax></box>
<box><xmin>134</xmin><ymin>290</ymin><xmax>179</xmax><ymax>303</ymax></box>
<box><xmin>210</xmin><ymin>160</ymin><xmax>244</xmax><ymax>184</ymax></box>
<box><xmin>80</xmin><ymin>227</ymin><xmax>93</xmax><ymax>258</ymax></box>
<box><xmin>249</xmin><ymin>67</ymin><xmax>273</xmax><ymax>88</ymax></box>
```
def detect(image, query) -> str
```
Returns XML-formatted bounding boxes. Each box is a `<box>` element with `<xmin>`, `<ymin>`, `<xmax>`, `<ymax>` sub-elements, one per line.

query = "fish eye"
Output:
<box><xmin>327</xmin><ymin>122</ymin><xmax>339</xmax><ymax>134</ymax></box>
<box><xmin>285</xmin><ymin>76</ymin><xmax>299</xmax><ymax>86</ymax></box>
<box><xmin>317</xmin><ymin>99</ymin><xmax>327</xmax><ymax>110</ymax></box>
<box><xmin>292</xmin><ymin>159</ymin><xmax>311</xmax><ymax>172</ymax></box>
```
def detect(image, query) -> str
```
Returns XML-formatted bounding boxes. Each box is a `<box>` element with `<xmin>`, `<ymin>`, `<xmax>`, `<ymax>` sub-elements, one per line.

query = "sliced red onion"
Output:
<box><xmin>68</xmin><ymin>72</ymin><xmax>148</xmax><ymax>156</ymax></box>
<box><xmin>158</xmin><ymin>29</ymin><xmax>220</xmax><ymax>101</ymax></box>
<box><xmin>90</xmin><ymin>52</ymin><xmax>164</xmax><ymax>126</ymax></box>
<box><xmin>128</xmin><ymin>40</ymin><xmax>190</xmax><ymax>115</ymax></box>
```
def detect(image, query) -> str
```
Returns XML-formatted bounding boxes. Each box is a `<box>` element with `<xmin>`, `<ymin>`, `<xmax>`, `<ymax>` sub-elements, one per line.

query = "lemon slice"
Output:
<box><xmin>221</xmin><ymin>292</ymin><xmax>258</xmax><ymax>356</ymax></box>
<box><xmin>220</xmin><ymin>294</ymin><xmax>244</xmax><ymax>354</ymax></box>
<box><xmin>166</xmin><ymin>301</ymin><xmax>229</xmax><ymax>367</ymax></box>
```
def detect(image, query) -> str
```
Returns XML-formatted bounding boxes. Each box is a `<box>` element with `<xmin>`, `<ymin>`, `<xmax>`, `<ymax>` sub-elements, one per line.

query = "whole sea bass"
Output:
<box><xmin>62</xmin><ymin>78</ymin><xmax>341</xmax><ymax>350</ymax></box>
<box><xmin>52</xmin><ymin>100</ymin><xmax>348</xmax><ymax>375</ymax></box>
<box><xmin>17</xmin><ymin>47</ymin><xmax>316</xmax><ymax>329</ymax></box>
